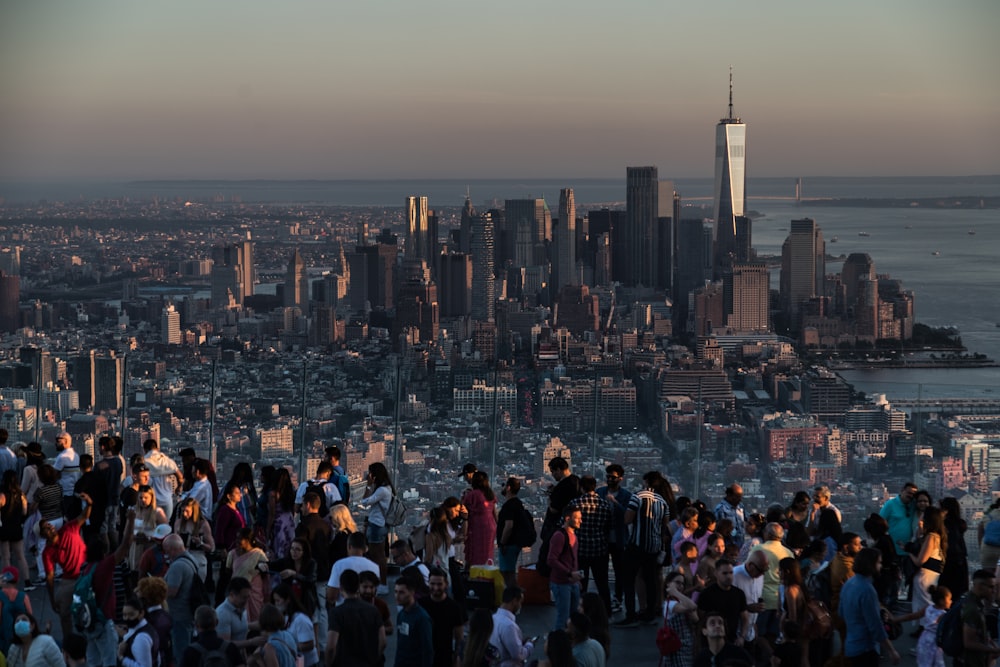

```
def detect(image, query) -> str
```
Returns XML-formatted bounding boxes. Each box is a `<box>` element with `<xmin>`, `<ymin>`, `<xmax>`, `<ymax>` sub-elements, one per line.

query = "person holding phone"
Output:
<box><xmin>489</xmin><ymin>585</ymin><xmax>534</xmax><ymax>667</ymax></box>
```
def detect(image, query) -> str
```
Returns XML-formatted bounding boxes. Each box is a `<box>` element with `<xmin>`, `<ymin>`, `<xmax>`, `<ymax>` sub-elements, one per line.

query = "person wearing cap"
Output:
<box><xmin>0</xmin><ymin>429</ymin><xmax>17</xmax><ymax>482</ymax></box>
<box><xmin>459</xmin><ymin>463</ymin><xmax>478</xmax><ymax>490</ymax></box>
<box><xmin>138</xmin><ymin>524</ymin><xmax>173</xmax><ymax>579</ymax></box>
<box><xmin>53</xmin><ymin>431</ymin><xmax>81</xmax><ymax>517</ymax></box>
<box><xmin>0</xmin><ymin>565</ymin><xmax>32</xmax><ymax>653</ymax></box>
<box><xmin>179</xmin><ymin>448</ymin><xmax>219</xmax><ymax>505</ymax></box>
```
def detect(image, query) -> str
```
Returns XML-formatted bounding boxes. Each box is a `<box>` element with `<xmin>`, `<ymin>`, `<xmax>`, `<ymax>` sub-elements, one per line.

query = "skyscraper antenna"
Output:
<box><xmin>728</xmin><ymin>65</ymin><xmax>734</xmax><ymax>120</ymax></box>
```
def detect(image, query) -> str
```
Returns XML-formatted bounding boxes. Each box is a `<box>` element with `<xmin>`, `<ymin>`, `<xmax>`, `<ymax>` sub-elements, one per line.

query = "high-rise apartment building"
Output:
<box><xmin>841</xmin><ymin>253</ymin><xmax>876</xmax><ymax>314</ymax></box>
<box><xmin>161</xmin><ymin>304</ymin><xmax>181</xmax><ymax>344</ymax></box>
<box><xmin>0</xmin><ymin>270</ymin><xmax>19</xmax><ymax>333</ymax></box>
<box><xmin>470</xmin><ymin>210</ymin><xmax>496</xmax><ymax>322</ymax></box>
<box><xmin>713</xmin><ymin>70</ymin><xmax>747</xmax><ymax>278</ymax></box>
<box><xmin>439</xmin><ymin>253</ymin><xmax>472</xmax><ymax>318</ymax></box>
<box><xmin>780</xmin><ymin>218</ymin><xmax>826</xmax><ymax>325</ymax></box>
<box><xmin>79</xmin><ymin>351</ymin><xmax>123</xmax><ymax>412</ymax></box>
<box><xmin>625</xmin><ymin>166</ymin><xmax>659</xmax><ymax>287</ymax></box>
<box><xmin>284</xmin><ymin>249</ymin><xmax>308</xmax><ymax>311</ymax></box>
<box><xmin>555</xmin><ymin>188</ymin><xmax>578</xmax><ymax>290</ymax></box>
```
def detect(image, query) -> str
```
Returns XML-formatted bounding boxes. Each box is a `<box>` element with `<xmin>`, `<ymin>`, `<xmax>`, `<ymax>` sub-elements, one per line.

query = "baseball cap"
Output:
<box><xmin>152</xmin><ymin>525</ymin><xmax>173</xmax><ymax>541</ymax></box>
<box><xmin>458</xmin><ymin>463</ymin><xmax>478</xmax><ymax>477</ymax></box>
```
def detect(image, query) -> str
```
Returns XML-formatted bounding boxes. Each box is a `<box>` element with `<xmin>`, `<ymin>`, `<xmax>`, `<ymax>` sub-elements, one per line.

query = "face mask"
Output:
<box><xmin>125</xmin><ymin>618</ymin><xmax>141</xmax><ymax>628</ymax></box>
<box><xmin>14</xmin><ymin>620</ymin><xmax>30</xmax><ymax>638</ymax></box>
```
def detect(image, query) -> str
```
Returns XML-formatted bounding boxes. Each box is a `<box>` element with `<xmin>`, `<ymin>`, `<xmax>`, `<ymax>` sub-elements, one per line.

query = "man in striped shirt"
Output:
<box><xmin>616</xmin><ymin>471</ymin><xmax>669</xmax><ymax>627</ymax></box>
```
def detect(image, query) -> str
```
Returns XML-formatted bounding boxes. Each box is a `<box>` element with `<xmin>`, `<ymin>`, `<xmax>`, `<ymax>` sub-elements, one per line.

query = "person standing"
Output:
<box><xmin>838</xmin><ymin>548</ymin><xmax>900</xmax><ymax>667</ymax></box>
<box><xmin>732</xmin><ymin>551</ymin><xmax>768</xmax><ymax>656</ymax></box>
<box><xmin>462</xmin><ymin>470</ymin><xmax>498</xmax><ymax>568</ymax></box>
<box><xmin>960</xmin><ymin>569</ymin><xmax>1000</xmax><ymax>667</ymax></box>
<box><xmin>541</xmin><ymin>458</ymin><xmax>579</xmax><ymax>541</ymax></box>
<box><xmin>693</xmin><ymin>612</ymin><xmax>754</xmax><ymax>667</ymax></box>
<box><xmin>359</xmin><ymin>462</ymin><xmax>394</xmax><ymax>595</ymax></box>
<box><xmin>616</xmin><ymin>471</ymin><xmax>669</xmax><ymax>628</ymax></box>
<box><xmin>0</xmin><ymin>429</ymin><xmax>17</xmax><ymax>482</ymax></box>
<box><xmin>143</xmin><ymin>439</ymin><xmax>183</xmax><ymax>521</ymax></box>
<box><xmin>95</xmin><ymin>437</ymin><xmax>123</xmax><ymax>550</ymax></box>
<box><xmin>327</xmin><ymin>569</ymin><xmax>385</xmax><ymax>667</ymax></box>
<box><xmin>41</xmin><ymin>493</ymin><xmax>91</xmax><ymax>640</ymax></box>
<box><xmin>910</xmin><ymin>506</ymin><xmax>945</xmax><ymax>615</ymax></box>
<box><xmin>496</xmin><ymin>477</ymin><xmax>530</xmax><ymax>588</ymax></box>
<box><xmin>164</xmin><ymin>533</ymin><xmax>205</xmax><ymax>664</ymax></box>
<box><xmin>596</xmin><ymin>464</ymin><xmax>632</xmax><ymax>614</ymax></box>
<box><xmin>748</xmin><ymin>523</ymin><xmax>794</xmax><ymax>647</ymax></box>
<box><xmin>393</xmin><ymin>576</ymin><xmax>433</xmax><ymax>667</ymax></box>
<box><xmin>53</xmin><ymin>432</ymin><xmax>81</xmax><ymax>517</ymax></box>
<box><xmin>714</xmin><ymin>484</ymin><xmax>747</xmax><ymax>550</ymax></box>
<box><xmin>696</xmin><ymin>558</ymin><xmax>749</xmax><ymax>647</ymax></box>
<box><xmin>568</xmin><ymin>475</ymin><xmax>612</xmax><ymax>615</ymax></box>
<box><xmin>327</xmin><ymin>532</ymin><xmax>380</xmax><ymax>608</ymax></box>
<box><xmin>880</xmin><ymin>483</ymin><xmax>917</xmax><ymax>558</ymax></box>
<box><xmin>547</xmin><ymin>506</ymin><xmax>582</xmax><ymax>633</ymax></box>
<box><xmin>181</xmin><ymin>605</ymin><xmax>246</xmax><ymax>667</ymax></box>
<box><xmin>419</xmin><ymin>567</ymin><xmax>466</xmax><ymax>667</ymax></box>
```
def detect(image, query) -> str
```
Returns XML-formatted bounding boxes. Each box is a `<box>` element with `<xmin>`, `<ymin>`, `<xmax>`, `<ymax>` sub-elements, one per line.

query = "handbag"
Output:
<box><xmin>803</xmin><ymin>599</ymin><xmax>833</xmax><ymax>640</ymax></box>
<box><xmin>656</xmin><ymin>614</ymin><xmax>683</xmax><ymax>656</ymax></box>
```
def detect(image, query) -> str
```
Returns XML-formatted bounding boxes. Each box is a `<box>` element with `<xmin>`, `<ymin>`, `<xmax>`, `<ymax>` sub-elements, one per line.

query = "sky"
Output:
<box><xmin>1</xmin><ymin>1</ymin><xmax>998</xmax><ymax>182</ymax></box>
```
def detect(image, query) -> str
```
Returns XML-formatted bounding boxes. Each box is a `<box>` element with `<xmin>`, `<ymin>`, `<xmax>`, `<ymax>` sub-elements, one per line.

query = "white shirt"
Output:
<box><xmin>144</xmin><ymin>449</ymin><xmax>180</xmax><ymax>508</ymax></box>
<box><xmin>121</xmin><ymin>619</ymin><xmax>155</xmax><ymax>667</ymax></box>
<box><xmin>327</xmin><ymin>556</ymin><xmax>380</xmax><ymax>605</ymax></box>
<box><xmin>186</xmin><ymin>477</ymin><xmax>214</xmax><ymax>518</ymax></box>
<box><xmin>54</xmin><ymin>448</ymin><xmax>81</xmax><ymax>496</ymax></box>
<box><xmin>293</xmin><ymin>477</ymin><xmax>343</xmax><ymax>508</ymax></box>
<box><xmin>490</xmin><ymin>607</ymin><xmax>530</xmax><ymax>667</ymax></box>
<box><xmin>733</xmin><ymin>564</ymin><xmax>765</xmax><ymax>641</ymax></box>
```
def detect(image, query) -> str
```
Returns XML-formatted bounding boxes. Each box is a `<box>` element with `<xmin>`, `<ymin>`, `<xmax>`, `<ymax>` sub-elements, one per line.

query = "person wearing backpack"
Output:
<box><xmin>249</xmin><ymin>604</ymin><xmax>298</xmax><ymax>667</ymax></box>
<box><xmin>165</xmin><ymin>532</ymin><xmax>209</xmax><ymax>665</ymax></box>
<box><xmin>959</xmin><ymin>569</ymin><xmax>1000</xmax><ymax>667</ymax></box>
<box><xmin>324</xmin><ymin>445</ymin><xmax>351</xmax><ymax>506</ymax></box>
<box><xmin>496</xmin><ymin>477</ymin><xmax>531</xmax><ymax>588</ymax></box>
<box><xmin>180</xmin><ymin>605</ymin><xmax>245</xmax><ymax>667</ymax></box>
<box><xmin>0</xmin><ymin>566</ymin><xmax>31</xmax><ymax>654</ymax></box>
<box><xmin>838</xmin><ymin>547</ymin><xmax>900</xmax><ymax>666</ymax></box>
<box><xmin>293</xmin><ymin>462</ymin><xmax>342</xmax><ymax>517</ymax></box>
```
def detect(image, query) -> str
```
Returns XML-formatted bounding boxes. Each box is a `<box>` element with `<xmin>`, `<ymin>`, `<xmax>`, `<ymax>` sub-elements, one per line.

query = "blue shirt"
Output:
<box><xmin>879</xmin><ymin>495</ymin><xmax>912</xmax><ymax>556</ymax></box>
<box><xmin>395</xmin><ymin>603</ymin><xmax>434</xmax><ymax>667</ymax></box>
<box><xmin>838</xmin><ymin>574</ymin><xmax>887</xmax><ymax>657</ymax></box>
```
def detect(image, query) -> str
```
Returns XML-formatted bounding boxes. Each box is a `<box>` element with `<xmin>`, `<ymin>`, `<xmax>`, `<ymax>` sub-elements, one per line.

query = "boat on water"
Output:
<box><xmin>932</xmin><ymin>251</ymin><xmax>941</xmax><ymax>256</ymax></box>
<box><xmin>969</xmin><ymin>230</ymin><xmax>976</xmax><ymax>235</ymax></box>
<box><xmin>830</xmin><ymin>236</ymin><xmax>838</xmax><ymax>243</ymax></box>
<box><xmin>858</xmin><ymin>231</ymin><xmax>870</xmax><ymax>237</ymax></box>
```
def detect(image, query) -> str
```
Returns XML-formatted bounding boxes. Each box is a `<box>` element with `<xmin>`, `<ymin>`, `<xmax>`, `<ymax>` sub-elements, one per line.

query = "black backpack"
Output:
<box><xmin>516</xmin><ymin>506</ymin><xmax>537</xmax><ymax>548</ymax></box>
<box><xmin>305</xmin><ymin>479</ymin><xmax>335</xmax><ymax>517</ymax></box>
<box><xmin>937</xmin><ymin>593</ymin><xmax>967</xmax><ymax>658</ymax></box>
<box><xmin>180</xmin><ymin>554</ymin><xmax>211</xmax><ymax>614</ymax></box>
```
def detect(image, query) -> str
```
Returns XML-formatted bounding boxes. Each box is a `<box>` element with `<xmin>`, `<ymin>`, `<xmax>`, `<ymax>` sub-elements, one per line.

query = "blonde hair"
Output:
<box><xmin>135</xmin><ymin>486</ymin><xmax>160</xmax><ymax>534</ymax></box>
<box><xmin>329</xmin><ymin>504</ymin><xmax>357</xmax><ymax>533</ymax></box>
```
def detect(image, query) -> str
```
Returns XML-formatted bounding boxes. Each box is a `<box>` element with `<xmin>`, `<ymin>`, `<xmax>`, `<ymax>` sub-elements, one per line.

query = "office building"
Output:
<box><xmin>780</xmin><ymin>218</ymin><xmax>825</xmax><ymax>325</ymax></box>
<box><xmin>284</xmin><ymin>249</ymin><xmax>308</xmax><ymax>311</ymax></box>
<box><xmin>405</xmin><ymin>196</ymin><xmax>430</xmax><ymax>263</ymax></box>
<box><xmin>724</xmin><ymin>262</ymin><xmax>770</xmax><ymax>332</ymax></box>
<box><xmin>625</xmin><ymin>166</ymin><xmax>659</xmax><ymax>287</ymax></box>
<box><xmin>713</xmin><ymin>70</ymin><xmax>747</xmax><ymax>278</ymax></box>
<box><xmin>439</xmin><ymin>253</ymin><xmax>472</xmax><ymax>318</ymax></box>
<box><xmin>210</xmin><ymin>241</ymin><xmax>254</xmax><ymax>307</ymax></box>
<box><xmin>555</xmin><ymin>188</ymin><xmax>578</xmax><ymax>290</ymax></box>
<box><xmin>470</xmin><ymin>210</ymin><xmax>496</xmax><ymax>322</ymax></box>
<box><xmin>504</xmin><ymin>198</ymin><xmax>550</xmax><ymax>268</ymax></box>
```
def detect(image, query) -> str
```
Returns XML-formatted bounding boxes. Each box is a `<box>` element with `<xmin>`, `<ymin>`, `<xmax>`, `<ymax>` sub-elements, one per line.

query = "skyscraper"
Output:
<box><xmin>504</xmin><ymin>199</ymin><xmax>550</xmax><ymax>268</ymax></box>
<box><xmin>470</xmin><ymin>210</ymin><xmax>496</xmax><ymax>322</ymax></box>
<box><xmin>713</xmin><ymin>69</ymin><xmax>747</xmax><ymax>278</ymax></box>
<box><xmin>284</xmin><ymin>249</ymin><xmax>308</xmax><ymax>310</ymax></box>
<box><xmin>405</xmin><ymin>196</ymin><xmax>430</xmax><ymax>262</ymax></box>
<box><xmin>555</xmin><ymin>188</ymin><xmax>578</xmax><ymax>290</ymax></box>
<box><xmin>161</xmin><ymin>304</ymin><xmax>181</xmax><ymax>344</ymax></box>
<box><xmin>780</xmin><ymin>218</ymin><xmax>826</xmax><ymax>325</ymax></box>
<box><xmin>724</xmin><ymin>262</ymin><xmax>770</xmax><ymax>332</ymax></box>
<box><xmin>625</xmin><ymin>166</ymin><xmax>659</xmax><ymax>287</ymax></box>
<box><xmin>0</xmin><ymin>270</ymin><xmax>19</xmax><ymax>333</ymax></box>
<box><xmin>210</xmin><ymin>241</ymin><xmax>254</xmax><ymax>307</ymax></box>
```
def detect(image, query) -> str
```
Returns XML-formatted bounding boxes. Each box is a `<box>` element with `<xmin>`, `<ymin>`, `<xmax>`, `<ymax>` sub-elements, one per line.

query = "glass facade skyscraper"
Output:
<box><xmin>713</xmin><ymin>71</ymin><xmax>746</xmax><ymax>277</ymax></box>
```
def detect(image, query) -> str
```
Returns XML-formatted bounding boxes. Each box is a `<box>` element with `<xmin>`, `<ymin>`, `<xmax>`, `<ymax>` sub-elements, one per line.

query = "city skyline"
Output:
<box><xmin>2</xmin><ymin>1</ymin><xmax>998</xmax><ymax>183</ymax></box>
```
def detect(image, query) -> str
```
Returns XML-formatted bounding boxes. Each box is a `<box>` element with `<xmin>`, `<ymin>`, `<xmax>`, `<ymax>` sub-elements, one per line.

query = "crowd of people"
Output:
<box><xmin>2</xmin><ymin>427</ymin><xmax>1000</xmax><ymax>667</ymax></box>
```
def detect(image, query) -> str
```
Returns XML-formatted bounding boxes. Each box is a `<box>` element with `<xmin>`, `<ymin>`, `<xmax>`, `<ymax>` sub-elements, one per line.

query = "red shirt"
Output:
<box><xmin>42</xmin><ymin>522</ymin><xmax>87</xmax><ymax>578</ymax></box>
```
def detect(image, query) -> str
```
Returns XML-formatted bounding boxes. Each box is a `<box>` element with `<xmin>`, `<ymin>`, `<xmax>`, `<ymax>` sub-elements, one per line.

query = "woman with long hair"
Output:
<box><xmin>0</xmin><ymin>471</ymin><xmax>30</xmax><ymax>586</ymax></box>
<box><xmin>462</xmin><ymin>608</ymin><xmax>500</xmax><ymax>667</ymax></box>
<box><xmin>359</xmin><ymin>462</ymin><xmax>394</xmax><ymax>591</ymax></box>
<box><xmin>215</xmin><ymin>482</ymin><xmax>247</xmax><ymax>553</ymax></box>
<box><xmin>424</xmin><ymin>507</ymin><xmax>452</xmax><ymax>569</ymax></box>
<box><xmin>174</xmin><ymin>496</ymin><xmax>215</xmax><ymax>578</ymax></box>
<box><xmin>691</xmin><ymin>510</ymin><xmax>716</xmax><ymax>557</ymax></box>
<box><xmin>270</xmin><ymin>537</ymin><xmax>318</xmax><ymax>616</ymax></box>
<box><xmin>580</xmin><ymin>591</ymin><xmax>611</xmax><ymax>660</ymax></box>
<box><xmin>815</xmin><ymin>507</ymin><xmax>843</xmax><ymax>565</ymax></box>
<box><xmin>226</xmin><ymin>461</ymin><xmax>258</xmax><ymax>527</ymax></box>
<box><xmin>461</xmin><ymin>471</ymin><xmax>497</xmax><ymax>567</ymax></box>
<box><xmin>272</xmin><ymin>582</ymin><xmax>319</xmax><ymax>667</ymax></box>
<box><xmin>328</xmin><ymin>503</ymin><xmax>357</xmax><ymax>564</ymax></box>
<box><xmin>537</xmin><ymin>629</ymin><xmax>574</xmax><ymax>667</ymax></box>
<box><xmin>4</xmin><ymin>612</ymin><xmax>62</xmax><ymax>667</ymax></box>
<box><xmin>786</xmin><ymin>490</ymin><xmax>812</xmax><ymax>530</ymax></box>
<box><xmin>738</xmin><ymin>512</ymin><xmax>766</xmax><ymax>564</ymax></box>
<box><xmin>911</xmin><ymin>505</ymin><xmax>946</xmax><ymax>614</ymax></box>
<box><xmin>939</xmin><ymin>497</ymin><xmax>969</xmax><ymax>598</ymax></box>
<box><xmin>778</xmin><ymin>556</ymin><xmax>812</xmax><ymax>667</ymax></box>
<box><xmin>268</xmin><ymin>468</ymin><xmax>296</xmax><ymax>560</ymax></box>
<box><xmin>227</xmin><ymin>527</ymin><xmax>270</xmax><ymax>623</ymax></box>
<box><xmin>911</xmin><ymin>490</ymin><xmax>934</xmax><ymax>542</ymax></box>
<box><xmin>28</xmin><ymin>464</ymin><xmax>62</xmax><ymax>580</ymax></box>
<box><xmin>863</xmin><ymin>513</ymin><xmax>899</xmax><ymax>606</ymax></box>
<box><xmin>129</xmin><ymin>485</ymin><xmax>168</xmax><ymax>569</ymax></box>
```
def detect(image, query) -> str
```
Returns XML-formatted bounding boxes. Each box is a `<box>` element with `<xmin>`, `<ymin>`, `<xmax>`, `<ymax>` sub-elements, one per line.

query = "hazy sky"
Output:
<box><xmin>1</xmin><ymin>1</ymin><xmax>997</xmax><ymax>181</ymax></box>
